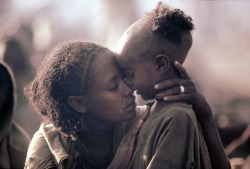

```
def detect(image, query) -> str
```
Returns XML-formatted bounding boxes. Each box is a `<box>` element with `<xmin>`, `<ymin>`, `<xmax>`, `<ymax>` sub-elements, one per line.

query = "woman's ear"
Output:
<box><xmin>153</xmin><ymin>54</ymin><xmax>170</xmax><ymax>72</ymax></box>
<box><xmin>67</xmin><ymin>96</ymin><xmax>87</xmax><ymax>113</ymax></box>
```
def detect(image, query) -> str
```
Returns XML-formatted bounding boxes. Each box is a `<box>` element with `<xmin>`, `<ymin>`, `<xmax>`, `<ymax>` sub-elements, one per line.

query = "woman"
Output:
<box><xmin>24</xmin><ymin>41</ymin><xmax>229</xmax><ymax>169</ymax></box>
<box><xmin>24</xmin><ymin>41</ymin><xmax>149</xmax><ymax>169</ymax></box>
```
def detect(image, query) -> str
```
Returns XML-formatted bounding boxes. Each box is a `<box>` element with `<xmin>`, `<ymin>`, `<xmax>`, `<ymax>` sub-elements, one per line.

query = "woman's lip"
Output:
<box><xmin>124</xmin><ymin>103</ymin><xmax>136</xmax><ymax>113</ymax></box>
<box><xmin>125</xmin><ymin>100</ymin><xmax>136</xmax><ymax>109</ymax></box>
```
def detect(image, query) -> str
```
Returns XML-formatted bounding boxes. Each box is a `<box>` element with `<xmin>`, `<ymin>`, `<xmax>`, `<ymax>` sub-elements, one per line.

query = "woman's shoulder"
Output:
<box><xmin>25</xmin><ymin>123</ymin><xmax>79</xmax><ymax>169</ymax></box>
<box><xmin>25</xmin><ymin>124</ymin><xmax>57</xmax><ymax>169</ymax></box>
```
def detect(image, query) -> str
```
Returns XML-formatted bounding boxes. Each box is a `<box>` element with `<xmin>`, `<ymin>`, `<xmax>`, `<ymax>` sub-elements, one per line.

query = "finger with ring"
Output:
<box><xmin>180</xmin><ymin>85</ymin><xmax>185</xmax><ymax>94</ymax></box>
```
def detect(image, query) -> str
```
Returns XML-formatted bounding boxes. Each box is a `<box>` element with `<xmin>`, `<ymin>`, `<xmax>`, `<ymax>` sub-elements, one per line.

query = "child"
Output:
<box><xmin>116</xmin><ymin>2</ymin><xmax>215</xmax><ymax>169</ymax></box>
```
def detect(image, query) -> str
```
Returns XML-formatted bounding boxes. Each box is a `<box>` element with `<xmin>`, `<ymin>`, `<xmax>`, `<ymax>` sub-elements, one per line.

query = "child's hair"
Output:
<box><xmin>24</xmin><ymin>41</ymin><xmax>106</xmax><ymax>139</ymax></box>
<box><xmin>149</xmin><ymin>2</ymin><xmax>195</xmax><ymax>63</ymax></box>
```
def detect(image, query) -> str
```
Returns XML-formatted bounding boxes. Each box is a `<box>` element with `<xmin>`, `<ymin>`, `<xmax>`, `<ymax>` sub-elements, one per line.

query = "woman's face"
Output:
<box><xmin>84</xmin><ymin>49</ymin><xmax>136</xmax><ymax>123</ymax></box>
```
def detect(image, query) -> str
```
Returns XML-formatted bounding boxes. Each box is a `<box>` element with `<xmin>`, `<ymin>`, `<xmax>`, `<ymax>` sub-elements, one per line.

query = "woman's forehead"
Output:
<box><xmin>90</xmin><ymin>50</ymin><xmax>120</xmax><ymax>82</ymax></box>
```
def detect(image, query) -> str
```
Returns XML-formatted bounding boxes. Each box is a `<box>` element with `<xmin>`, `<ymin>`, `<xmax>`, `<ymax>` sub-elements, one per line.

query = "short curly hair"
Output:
<box><xmin>151</xmin><ymin>2</ymin><xmax>194</xmax><ymax>45</ymax></box>
<box><xmin>24</xmin><ymin>41</ymin><xmax>106</xmax><ymax>139</ymax></box>
<box><xmin>149</xmin><ymin>2</ymin><xmax>195</xmax><ymax>63</ymax></box>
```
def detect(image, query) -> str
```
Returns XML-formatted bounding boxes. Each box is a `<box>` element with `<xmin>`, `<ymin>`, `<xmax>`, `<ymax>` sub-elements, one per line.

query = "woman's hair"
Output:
<box><xmin>24</xmin><ymin>41</ymin><xmax>106</xmax><ymax>139</ymax></box>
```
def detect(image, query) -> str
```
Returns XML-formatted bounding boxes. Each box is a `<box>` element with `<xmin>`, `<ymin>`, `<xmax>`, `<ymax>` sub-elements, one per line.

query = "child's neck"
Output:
<box><xmin>150</xmin><ymin>99</ymin><xmax>188</xmax><ymax>116</ymax></box>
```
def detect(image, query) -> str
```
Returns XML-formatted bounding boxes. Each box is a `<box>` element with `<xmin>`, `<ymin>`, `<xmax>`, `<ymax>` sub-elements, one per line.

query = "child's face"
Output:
<box><xmin>84</xmin><ymin>49</ymin><xmax>136</xmax><ymax>122</ymax></box>
<box><xmin>116</xmin><ymin>41</ymin><xmax>158</xmax><ymax>101</ymax></box>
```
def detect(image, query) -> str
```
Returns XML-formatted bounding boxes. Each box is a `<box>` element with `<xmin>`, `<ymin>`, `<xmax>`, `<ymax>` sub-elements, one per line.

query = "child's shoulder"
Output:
<box><xmin>160</xmin><ymin>103</ymin><xmax>197</xmax><ymax>123</ymax></box>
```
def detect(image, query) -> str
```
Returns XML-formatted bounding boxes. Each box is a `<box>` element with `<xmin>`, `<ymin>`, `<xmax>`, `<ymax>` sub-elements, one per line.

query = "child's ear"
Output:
<box><xmin>67</xmin><ymin>96</ymin><xmax>87</xmax><ymax>113</ymax></box>
<box><xmin>153</xmin><ymin>54</ymin><xmax>170</xmax><ymax>72</ymax></box>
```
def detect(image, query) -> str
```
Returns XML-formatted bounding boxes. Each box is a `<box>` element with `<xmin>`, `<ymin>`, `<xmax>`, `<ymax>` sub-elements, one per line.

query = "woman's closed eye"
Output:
<box><xmin>109</xmin><ymin>82</ymin><xmax>118</xmax><ymax>91</ymax></box>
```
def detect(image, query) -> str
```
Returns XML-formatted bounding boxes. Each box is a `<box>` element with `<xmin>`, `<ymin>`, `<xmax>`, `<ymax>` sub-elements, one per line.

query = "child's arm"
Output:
<box><xmin>154</xmin><ymin>61</ymin><xmax>231</xmax><ymax>169</ymax></box>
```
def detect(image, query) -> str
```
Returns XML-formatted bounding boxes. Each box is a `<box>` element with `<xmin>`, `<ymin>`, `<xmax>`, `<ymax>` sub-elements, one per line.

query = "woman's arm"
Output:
<box><xmin>192</xmin><ymin>92</ymin><xmax>231</xmax><ymax>169</ymax></box>
<box><xmin>154</xmin><ymin>61</ymin><xmax>231</xmax><ymax>169</ymax></box>
<box><xmin>107</xmin><ymin>106</ymin><xmax>149</xmax><ymax>169</ymax></box>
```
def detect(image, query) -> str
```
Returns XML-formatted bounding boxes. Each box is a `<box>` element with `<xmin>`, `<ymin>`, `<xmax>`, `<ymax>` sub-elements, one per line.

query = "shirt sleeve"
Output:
<box><xmin>146</xmin><ymin>110</ymin><xmax>197</xmax><ymax>169</ymax></box>
<box><xmin>24</xmin><ymin>129</ymin><xmax>56</xmax><ymax>169</ymax></box>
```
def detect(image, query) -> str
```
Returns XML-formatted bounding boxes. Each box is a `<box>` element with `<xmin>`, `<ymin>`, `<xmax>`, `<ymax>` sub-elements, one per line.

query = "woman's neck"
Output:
<box><xmin>77</xmin><ymin>117</ymin><xmax>115</xmax><ymax>168</ymax></box>
<box><xmin>80</xmin><ymin>115</ymin><xmax>116</xmax><ymax>137</ymax></box>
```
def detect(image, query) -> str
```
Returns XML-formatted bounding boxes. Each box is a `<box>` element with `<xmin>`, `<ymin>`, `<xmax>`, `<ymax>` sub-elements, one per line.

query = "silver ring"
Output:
<box><xmin>180</xmin><ymin>85</ymin><xmax>185</xmax><ymax>94</ymax></box>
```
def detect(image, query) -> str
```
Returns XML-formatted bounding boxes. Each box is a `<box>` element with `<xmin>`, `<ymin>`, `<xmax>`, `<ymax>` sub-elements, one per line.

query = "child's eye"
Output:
<box><xmin>123</xmin><ymin>72</ymin><xmax>134</xmax><ymax>80</ymax></box>
<box><xmin>127</xmin><ymin>72</ymin><xmax>134</xmax><ymax>78</ymax></box>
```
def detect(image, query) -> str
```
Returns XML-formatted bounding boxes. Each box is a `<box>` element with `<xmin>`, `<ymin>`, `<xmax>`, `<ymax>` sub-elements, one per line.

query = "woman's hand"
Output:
<box><xmin>107</xmin><ymin>106</ymin><xmax>150</xmax><ymax>169</ymax></box>
<box><xmin>154</xmin><ymin>61</ymin><xmax>212</xmax><ymax>120</ymax></box>
<box><xmin>155</xmin><ymin>61</ymin><xmax>231</xmax><ymax>169</ymax></box>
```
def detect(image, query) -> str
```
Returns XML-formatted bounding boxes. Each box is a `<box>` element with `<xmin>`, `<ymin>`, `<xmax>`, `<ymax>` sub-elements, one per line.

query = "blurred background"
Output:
<box><xmin>0</xmin><ymin>0</ymin><xmax>250</xmax><ymax>167</ymax></box>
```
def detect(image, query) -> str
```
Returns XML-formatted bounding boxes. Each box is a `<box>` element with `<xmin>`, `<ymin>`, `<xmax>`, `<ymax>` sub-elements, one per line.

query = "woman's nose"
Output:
<box><xmin>122</xmin><ymin>80</ymin><xmax>133</xmax><ymax>96</ymax></box>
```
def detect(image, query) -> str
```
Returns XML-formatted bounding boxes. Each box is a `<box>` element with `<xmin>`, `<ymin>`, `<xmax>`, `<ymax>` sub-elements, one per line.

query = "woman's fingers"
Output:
<box><xmin>108</xmin><ymin>107</ymin><xmax>150</xmax><ymax>169</ymax></box>
<box><xmin>121</xmin><ymin>106</ymin><xmax>149</xmax><ymax>152</ymax></box>
<box><xmin>126</xmin><ymin>119</ymin><xmax>143</xmax><ymax>150</ymax></box>
<box><xmin>130</xmin><ymin>120</ymin><xmax>143</xmax><ymax>139</ymax></box>
<box><xmin>174</xmin><ymin>61</ymin><xmax>190</xmax><ymax>79</ymax></box>
<box><xmin>154</xmin><ymin>62</ymin><xmax>197</xmax><ymax>102</ymax></box>
<box><xmin>128</xmin><ymin>106</ymin><xmax>150</xmax><ymax>143</ymax></box>
<box><xmin>155</xmin><ymin>85</ymin><xmax>196</xmax><ymax>100</ymax></box>
<box><xmin>163</xmin><ymin>94</ymin><xmax>194</xmax><ymax>102</ymax></box>
<box><xmin>155</xmin><ymin>78</ymin><xmax>193</xmax><ymax>90</ymax></box>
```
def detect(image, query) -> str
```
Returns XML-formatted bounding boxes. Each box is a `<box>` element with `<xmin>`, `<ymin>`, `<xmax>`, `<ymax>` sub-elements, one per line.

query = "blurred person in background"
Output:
<box><xmin>2</xmin><ymin>37</ymin><xmax>33</xmax><ymax>102</ymax></box>
<box><xmin>1</xmin><ymin>36</ymin><xmax>39</xmax><ymax>136</ymax></box>
<box><xmin>0</xmin><ymin>61</ymin><xmax>30</xmax><ymax>169</ymax></box>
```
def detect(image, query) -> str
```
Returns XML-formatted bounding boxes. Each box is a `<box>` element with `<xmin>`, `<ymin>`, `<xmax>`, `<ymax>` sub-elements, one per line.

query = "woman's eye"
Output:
<box><xmin>109</xmin><ymin>83</ymin><xmax>118</xmax><ymax>91</ymax></box>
